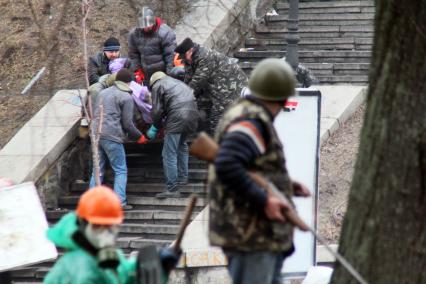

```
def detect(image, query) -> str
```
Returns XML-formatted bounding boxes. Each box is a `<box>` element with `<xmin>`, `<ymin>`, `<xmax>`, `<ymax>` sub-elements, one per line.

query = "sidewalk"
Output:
<box><xmin>316</xmin><ymin>85</ymin><xmax>367</xmax><ymax>145</ymax></box>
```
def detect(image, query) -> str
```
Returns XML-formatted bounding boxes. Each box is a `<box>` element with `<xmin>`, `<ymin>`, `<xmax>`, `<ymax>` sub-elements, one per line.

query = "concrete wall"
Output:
<box><xmin>0</xmin><ymin>90</ymin><xmax>86</xmax><ymax>207</ymax></box>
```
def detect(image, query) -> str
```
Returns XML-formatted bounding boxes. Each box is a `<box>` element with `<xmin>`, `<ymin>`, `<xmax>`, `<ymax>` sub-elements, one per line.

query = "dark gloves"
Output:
<box><xmin>159</xmin><ymin>247</ymin><xmax>182</xmax><ymax>274</ymax></box>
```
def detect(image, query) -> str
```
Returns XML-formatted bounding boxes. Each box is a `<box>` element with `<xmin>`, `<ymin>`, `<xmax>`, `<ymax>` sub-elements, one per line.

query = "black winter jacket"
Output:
<box><xmin>88</xmin><ymin>52</ymin><xmax>109</xmax><ymax>85</ymax></box>
<box><xmin>88</xmin><ymin>52</ymin><xmax>130</xmax><ymax>85</ymax></box>
<box><xmin>151</xmin><ymin>76</ymin><xmax>199</xmax><ymax>134</ymax></box>
<box><xmin>128</xmin><ymin>18</ymin><xmax>176</xmax><ymax>83</ymax></box>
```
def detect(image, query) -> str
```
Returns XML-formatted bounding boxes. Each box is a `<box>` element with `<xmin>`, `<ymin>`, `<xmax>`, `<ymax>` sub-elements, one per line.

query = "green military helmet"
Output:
<box><xmin>150</xmin><ymin>71</ymin><xmax>167</xmax><ymax>87</ymax></box>
<box><xmin>248</xmin><ymin>58</ymin><xmax>297</xmax><ymax>101</ymax></box>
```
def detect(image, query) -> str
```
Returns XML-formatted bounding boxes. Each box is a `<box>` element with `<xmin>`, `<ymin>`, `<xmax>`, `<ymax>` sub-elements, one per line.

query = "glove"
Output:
<box><xmin>146</xmin><ymin>125</ymin><xmax>158</xmax><ymax>140</ymax></box>
<box><xmin>137</xmin><ymin>135</ymin><xmax>148</xmax><ymax>144</ymax></box>
<box><xmin>134</xmin><ymin>69</ymin><xmax>145</xmax><ymax>84</ymax></box>
<box><xmin>159</xmin><ymin>247</ymin><xmax>182</xmax><ymax>274</ymax></box>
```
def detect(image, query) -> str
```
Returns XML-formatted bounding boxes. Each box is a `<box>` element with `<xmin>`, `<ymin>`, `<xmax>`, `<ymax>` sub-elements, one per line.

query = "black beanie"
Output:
<box><xmin>116</xmin><ymin>68</ymin><xmax>132</xmax><ymax>83</ymax></box>
<box><xmin>103</xmin><ymin>37</ymin><xmax>120</xmax><ymax>51</ymax></box>
<box><xmin>175</xmin><ymin>37</ymin><xmax>194</xmax><ymax>55</ymax></box>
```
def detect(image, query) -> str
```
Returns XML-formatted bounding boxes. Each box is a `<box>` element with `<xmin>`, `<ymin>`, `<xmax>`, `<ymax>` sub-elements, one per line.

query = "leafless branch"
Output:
<box><xmin>80</xmin><ymin>0</ymin><xmax>103</xmax><ymax>186</ymax></box>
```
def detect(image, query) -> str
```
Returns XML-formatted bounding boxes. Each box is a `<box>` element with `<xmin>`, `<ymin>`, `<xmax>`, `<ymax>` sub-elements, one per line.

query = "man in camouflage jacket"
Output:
<box><xmin>175</xmin><ymin>37</ymin><xmax>248</xmax><ymax>133</ymax></box>
<box><xmin>208</xmin><ymin>59</ymin><xmax>310</xmax><ymax>284</ymax></box>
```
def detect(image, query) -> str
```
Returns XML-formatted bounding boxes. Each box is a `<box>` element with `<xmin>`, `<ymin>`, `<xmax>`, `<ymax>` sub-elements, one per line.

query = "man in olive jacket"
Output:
<box><xmin>146</xmin><ymin>71</ymin><xmax>198</xmax><ymax>198</ymax></box>
<box><xmin>128</xmin><ymin>6</ymin><xmax>177</xmax><ymax>85</ymax></box>
<box><xmin>209</xmin><ymin>59</ymin><xmax>310</xmax><ymax>284</ymax></box>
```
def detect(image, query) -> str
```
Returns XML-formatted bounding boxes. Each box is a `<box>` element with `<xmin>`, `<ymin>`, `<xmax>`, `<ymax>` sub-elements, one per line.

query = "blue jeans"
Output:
<box><xmin>224</xmin><ymin>250</ymin><xmax>284</xmax><ymax>284</ymax></box>
<box><xmin>89</xmin><ymin>139</ymin><xmax>128</xmax><ymax>205</ymax></box>
<box><xmin>162</xmin><ymin>133</ymin><xmax>188</xmax><ymax>191</ymax></box>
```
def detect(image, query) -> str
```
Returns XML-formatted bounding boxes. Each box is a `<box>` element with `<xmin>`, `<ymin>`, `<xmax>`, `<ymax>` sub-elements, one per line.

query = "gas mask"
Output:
<box><xmin>84</xmin><ymin>223</ymin><xmax>119</xmax><ymax>249</ymax></box>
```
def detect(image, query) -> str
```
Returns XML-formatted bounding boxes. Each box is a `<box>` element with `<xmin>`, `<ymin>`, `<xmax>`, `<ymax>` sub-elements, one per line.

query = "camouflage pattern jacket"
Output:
<box><xmin>184</xmin><ymin>46</ymin><xmax>248</xmax><ymax>124</ymax></box>
<box><xmin>208</xmin><ymin>97</ymin><xmax>294</xmax><ymax>252</ymax></box>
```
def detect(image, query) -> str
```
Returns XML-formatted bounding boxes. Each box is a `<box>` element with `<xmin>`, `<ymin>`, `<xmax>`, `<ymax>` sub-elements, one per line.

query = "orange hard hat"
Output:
<box><xmin>76</xmin><ymin>186</ymin><xmax>124</xmax><ymax>225</ymax></box>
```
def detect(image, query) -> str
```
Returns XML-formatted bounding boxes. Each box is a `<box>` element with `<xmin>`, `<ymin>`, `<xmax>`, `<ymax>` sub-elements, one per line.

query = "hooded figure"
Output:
<box><xmin>128</xmin><ymin>6</ymin><xmax>177</xmax><ymax>85</ymax></box>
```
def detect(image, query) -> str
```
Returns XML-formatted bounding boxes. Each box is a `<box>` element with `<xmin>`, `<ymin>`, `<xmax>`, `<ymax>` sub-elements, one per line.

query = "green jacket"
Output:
<box><xmin>44</xmin><ymin>212</ymin><xmax>137</xmax><ymax>284</ymax></box>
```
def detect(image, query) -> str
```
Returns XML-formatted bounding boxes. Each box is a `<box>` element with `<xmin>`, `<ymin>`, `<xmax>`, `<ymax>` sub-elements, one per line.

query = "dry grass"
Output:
<box><xmin>0</xmin><ymin>0</ymin><xmax>190</xmax><ymax>96</ymax></box>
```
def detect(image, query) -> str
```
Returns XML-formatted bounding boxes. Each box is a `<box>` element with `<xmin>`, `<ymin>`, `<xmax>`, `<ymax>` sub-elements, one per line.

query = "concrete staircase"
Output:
<box><xmin>235</xmin><ymin>0</ymin><xmax>375</xmax><ymax>84</ymax></box>
<box><xmin>10</xmin><ymin>141</ymin><xmax>207</xmax><ymax>283</ymax></box>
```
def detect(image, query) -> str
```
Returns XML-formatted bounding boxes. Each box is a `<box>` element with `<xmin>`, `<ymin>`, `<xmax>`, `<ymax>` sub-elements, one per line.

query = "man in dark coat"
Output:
<box><xmin>88</xmin><ymin>37</ymin><xmax>130</xmax><ymax>85</ymax></box>
<box><xmin>146</xmin><ymin>71</ymin><xmax>199</xmax><ymax>198</ymax></box>
<box><xmin>128</xmin><ymin>6</ymin><xmax>177</xmax><ymax>85</ymax></box>
<box><xmin>175</xmin><ymin>37</ymin><xmax>248</xmax><ymax>133</ymax></box>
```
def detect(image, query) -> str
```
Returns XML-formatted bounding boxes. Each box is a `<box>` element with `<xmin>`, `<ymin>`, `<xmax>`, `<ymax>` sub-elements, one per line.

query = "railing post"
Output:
<box><xmin>286</xmin><ymin>0</ymin><xmax>299</xmax><ymax>70</ymax></box>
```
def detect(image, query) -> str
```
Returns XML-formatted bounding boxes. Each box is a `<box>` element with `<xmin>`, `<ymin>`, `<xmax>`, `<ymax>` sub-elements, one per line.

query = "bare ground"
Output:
<box><xmin>318</xmin><ymin>103</ymin><xmax>365</xmax><ymax>244</ymax></box>
<box><xmin>0</xmin><ymin>95</ymin><xmax>50</xmax><ymax>148</ymax></box>
<box><xmin>0</xmin><ymin>0</ymin><xmax>188</xmax><ymax>96</ymax></box>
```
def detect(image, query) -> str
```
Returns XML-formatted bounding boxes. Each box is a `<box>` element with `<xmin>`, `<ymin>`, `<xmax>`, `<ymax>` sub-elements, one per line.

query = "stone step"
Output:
<box><xmin>71</xmin><ymin>181</ymin><xmax>206</xmax><ymax>195</ymax></box>
<box><xmin>265</xmin><ymin>18</ymin><xmax>374</xmax><ymax>28</ymax></box>
<box><xmin>126</xmin><ymin>152</ymin><xmax>204</xmax><ymax>161</ymax></box>
<box><xmin>276</xmin><ymin>1</ymin><xmax>374</xmax><ymax>9</ymax></box>
<box><xmin>316</xmin><ymin>75</ymin><xmax>369</xmax><ymax>84</ymax></box>
<box><xmin>255</xmin><ymin>24</ymin><xmax>374</xmax><ymax>34</ymax></box>
<box><xmin>276</xmin><ymin>6</ymin><xmax>375</xmax><ymax>15</ymax></box>
<box><xmin>10</xmin><ymin>267</ymin><xmax>49</xmax><ymax>280</ymax></box>
<box><xmin>124</xmin><ymin>141</ymin><xmax>163</xmax><ymax>153</ymax></box>
<box><xmin>265</xmin><ymin>13</ymin><xmax>374</xmax><ymax>23</ymax></box>
<box><xmin>234</xmin><ymin>50</ymin><xmax>372</xmax><ymax>63</ymax></box>
<box><xmin>125</xmin><ymin>158</ymin><xmax>207</xmax><ymax>169</ymax></box>
<box><xmin>280</xmin><ymin>12</ymin><xmax>374</xmax><ymax>21</ymax></box>
<box><xmin>254</xmin><ymin>27</ymin><xmax>374</xmax><ymax>39</ymax></box>
<box><xmin>240</xmin><ymin>61</ymin><xmax>369</xmax><ymax>75</ymax></box>
<box><xmin>46</xmin><ymin>209</ymin><xmax>198</xmax><ymax>225</ymax></box>
<box><xmin>58</xmin><ymin>195</ymin><xmax>206</xmax><ymax>211</ymax></box>
<box><xmin>129</xmin><ymin>238</ymin><xmax>171</xmax><ymax>249</ymax></box>
<box><xmin>244</xmin><ymin>37</ymin><xmax>372</xmax><ymax>51</ymax></box>
<box><xmin>119</xmin><ymin>223</ymin><xmax>179</xmax><ymax>239</ymax></box>
<box><xmin>127</xmin><ymin>196</ymin><xmax>206</xmax><ymax>211</ymax></box>
<box><xmin>117</xmin><ymin>236</ymin><xmax>171</xmax><ymax>249</ymax></box>
<box><xmin>103</xmin><ymin>168</ymin><xmax>208</xmax><ymax>183</ymax></box>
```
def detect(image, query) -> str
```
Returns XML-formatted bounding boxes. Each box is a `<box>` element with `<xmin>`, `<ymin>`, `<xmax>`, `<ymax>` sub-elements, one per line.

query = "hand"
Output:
<box><xmin>146</xmin><ymin>125</ymin><xmax>158</xmax><ymax>140</ymax></box>
<box><xmin>159</xmin><ymin>247</ymin><xmax>181</xmax><ymax>274</ymax></box>
<box><xmin>134</xmin><ymin>69</ymin><xmax>145</xmax><ymax>84</ymax></box>
<box><xmin>264</xmin><ymin>195</ymin><xmax>290</xmax><ymax>223</ymax></box>
<box><xmin>293</xmin><ymin>181</ymin><xmax>311</xmax><ymax>197</ymax></box>
<box><xmin>137</xmin><ymin>135</ymin><xmax>148</xmax><ymax>144</ymax></box>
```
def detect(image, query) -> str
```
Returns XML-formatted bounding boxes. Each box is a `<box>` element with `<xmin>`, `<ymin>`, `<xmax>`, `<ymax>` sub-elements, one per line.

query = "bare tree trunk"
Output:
<box><xmin>330</xmin><ymin>1</ymin><xmax>426</xmax><ymax>283</ymax></box>
<box><xmin>81</xmin><ymin>0</ymin><xmax>102</xmax><ymax>186</ymax></box>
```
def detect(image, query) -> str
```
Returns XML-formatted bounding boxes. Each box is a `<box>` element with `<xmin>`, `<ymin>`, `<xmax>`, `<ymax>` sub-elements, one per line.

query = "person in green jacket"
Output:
<box><xmin>44</xmin><ymin>186</ymin><xmax>137</xmax><ymax>284</ymax></box>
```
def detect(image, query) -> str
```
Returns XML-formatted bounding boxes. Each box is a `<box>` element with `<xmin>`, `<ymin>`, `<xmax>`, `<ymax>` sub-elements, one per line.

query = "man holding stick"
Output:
<box><xmin>205</xmin><ymin>59</ymin><xmax>310</xmax><ymax>284</ymax></box>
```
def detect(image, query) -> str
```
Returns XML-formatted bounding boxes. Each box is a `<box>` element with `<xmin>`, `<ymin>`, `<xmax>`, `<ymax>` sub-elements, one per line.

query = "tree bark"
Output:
<box><xmin>331</xmin><ymin>1</ymin><xmax>426</xmax><ymax>283</ymax></box>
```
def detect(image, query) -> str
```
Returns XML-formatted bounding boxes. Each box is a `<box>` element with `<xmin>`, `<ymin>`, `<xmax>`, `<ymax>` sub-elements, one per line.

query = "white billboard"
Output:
<box><xmin>274</xmin><ymin>89</ymin><xmax>321</xmax><ymax>277</ymax></box>
<box><xmin>0</xmin><ymin>182</ymin><xmax>58</xmax><ymax>272</ymax></box>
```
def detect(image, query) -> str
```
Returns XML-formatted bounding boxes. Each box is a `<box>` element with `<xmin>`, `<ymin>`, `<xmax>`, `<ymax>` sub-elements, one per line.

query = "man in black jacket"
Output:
<box><xmin>88</xmin><ymin>37</ymin><xmax>129</xmax><ymax>85</ymax></box>
<box><xmin>147</xmin><ymin>71</ymin><xmax>199</xmax><ymax>198</ymax></box>
<box><xmin>128</xmin><ymin>6</ymin><xmax>177</xmax><ymax>85</ymax></box>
